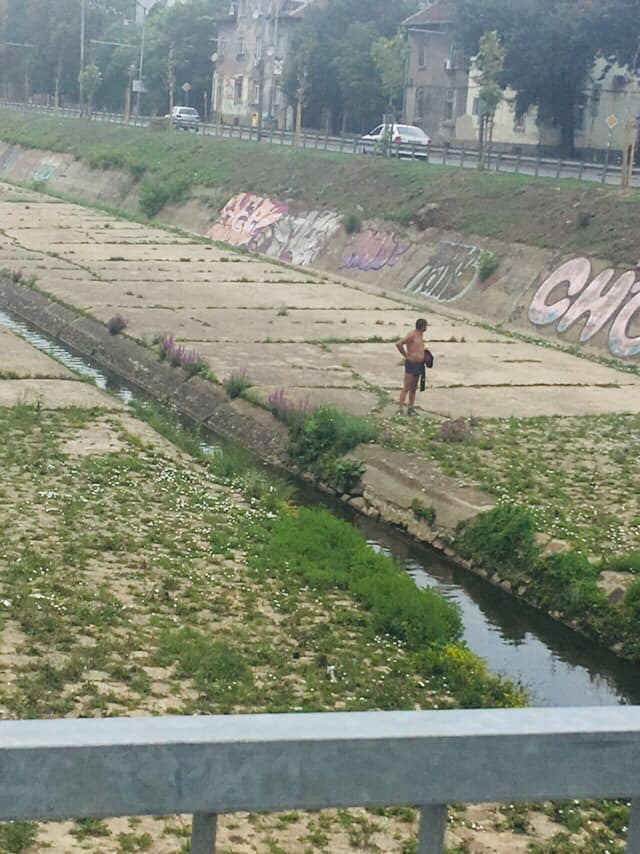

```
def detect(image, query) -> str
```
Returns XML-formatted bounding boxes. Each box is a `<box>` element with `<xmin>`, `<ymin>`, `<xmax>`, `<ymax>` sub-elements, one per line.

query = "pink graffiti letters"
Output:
<box><xmin>208</xmin><ymin>193</ymin><xmax>340</xmax><ymax>265</ymax></box>
<box><xmin>528</xmin><ymin>257</ymin><xmax>640</xmax><ymax>358</ymax></box>
<box><xmin>340</xmin><ymin>228</ymin><xmax>409</xmax><ymax>271</ymax></box>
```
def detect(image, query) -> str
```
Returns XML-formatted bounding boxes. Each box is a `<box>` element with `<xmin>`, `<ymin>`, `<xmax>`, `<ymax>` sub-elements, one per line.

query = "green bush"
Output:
<box><xmin>342</xmin><ymin>212</ymin><xmax>362</xmax><ymax>234</ymax></box>
<box><xmin>223</xmin><ymin>369</ymin><xmax>251</xmax><ymax>399</ymax></box>
<box><xmin>624</xmin><ymin>577</ymin><xmax>640</xmax><ymax>622</ymax></box>
<box><xmin>139</xmin><ymin>176</ymin><xmax>189</xmax><ymax>217</ymax></box>
<box><xmin>251</xmin><ymin>508</ymin><xmax>462</xmax><ymax>648</ymax></box>
<box><xmin>477</xmin><ymin>251</ymin><xmax>501</xmax><ymax>282</ymax></box>
<box><xmin>288</xmin><ymin>405</ymin><xmax>377</xmax><ymax>471</ymax></box>
<box><xmin>0</xmin><ymin>821</ymin><xmax>39</xmax><ymax>853</ymax></box>
<box><xmin>604</xmin><ymin>550</ymin><xmax>640</xmax><ymax>574</ymax></box>
<box><xmin>531</xmin><ymin>552</ymin><xmax>607</xmax><ymax>617</ymax></box>
<box><xmin>455</xmin><ymin>503</ymin><xmax>539</xmax><ymax>577</ymax></box>
<box><xmin>411</xmin><ymin>498</ymin><xmax>436</xmax><ymax>525</ymax></box>
<box><xmin>331</xmin><ymin>457</ymin><xmax>366</xmax><ymax>493</ymax></box>
<box><xmin>415</xmin><ymin>644</ymin><xmax>528</xmax><ymax>708</ymax></box>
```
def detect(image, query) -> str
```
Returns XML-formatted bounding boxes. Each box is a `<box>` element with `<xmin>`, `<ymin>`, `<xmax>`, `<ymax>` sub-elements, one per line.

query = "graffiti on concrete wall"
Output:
<box><xmin>339</xmin><ymin>228</ymin><xmax>409</xmax><ymax>271</ymax></box>
<box><xmin>209</xmin><ymin>193</ymin><xmax>287</xmax><ymax>247</ymax></box>
<box><xmin>528</xmin><ymin>257</ymin><xmax>640</xmax><ymax>358</ymax></box>
<box><xmin>403</xmin><ymin>241</ymin><xmax>480</xmax><ymax>301</ymax></box>
<box><xmin>208</xmin><ymin>194</ymin><xmax>340</xmax><ymax>266</ymax></box>
<box><xmin>33</xmin><ymin>162</ymin><xmax>57</xmax><ymax>182</ymax></box>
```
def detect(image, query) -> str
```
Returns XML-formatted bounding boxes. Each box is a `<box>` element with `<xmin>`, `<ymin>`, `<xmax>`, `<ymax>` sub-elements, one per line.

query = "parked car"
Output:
<box><xmin>169</xmin><ymin>106</ymin><xmax>200</xmax><ymax>131</ymax></box>
<box><xmin>360</xmin><ymin>123</ymin><xmax>431</xmax><ymax>158</ymax></box>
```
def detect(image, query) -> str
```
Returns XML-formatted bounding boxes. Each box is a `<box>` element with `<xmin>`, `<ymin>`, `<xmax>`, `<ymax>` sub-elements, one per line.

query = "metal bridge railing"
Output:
<box><xmin>2</xmin><ymin>707</ymin><xmax>640</xmax><ymax>853</ymax></box>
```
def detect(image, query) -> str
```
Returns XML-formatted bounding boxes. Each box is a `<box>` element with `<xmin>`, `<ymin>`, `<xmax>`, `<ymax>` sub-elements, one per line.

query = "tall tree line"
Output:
<box><xmin>0</xmin><ymin>0</ymin><xmax>223</xmax><ymax>115</ymax></box>
<box><xmin>454</xmin><ymin>0</ymin><xmax>640</xmax><ymax>153</ymax></box>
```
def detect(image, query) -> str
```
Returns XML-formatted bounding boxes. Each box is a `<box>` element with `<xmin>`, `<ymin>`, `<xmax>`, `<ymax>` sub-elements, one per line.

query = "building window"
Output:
<box><xmin>472</xmin><ymin>96</ymin><xmax>480</xmax><ymax>116</ymax></box>
<box><xmin>255</xmin><ymin>37</ymin><xmax>262</xmax><ymax>61</ymax></box>
<box><xmin>234</xmin><ymin>77</ymin><xmax>243</xmax><ymax>104</ymax></box>
<box><xmin>514</xmin><ymin>113</ymin><xmax>525</xmax><ymax>133</ymax></box>
<box><xmin>415</xmin><ymin>88</ymin><xmax>425</xmax><ymax>118</ymax></box>
<box><xmin>218</xmin><ymin>38</ymin><xmax>225</xmax><ymax>57</ymax></box>
<box><xmin>238</xmin><ymin>0</ymin><xmax>246</xmax><ymax>16</ymax></box>
<box><xmin>251</xmin><ymin>80</ymin><xmax>260</xmax><ymax>104</ymax></box>
<box><xmin>237</xmin><ymin>37</ymin><xmax>245</xmax><ymax>57</ymax></box>
<box><xmin>444</xmin><ymin>88</ymin><xmax>455</xmax><ymax>121</ymax></box>
<box><xmin>418</xmin><ymin>38</ymin><xmax>426</xmax><ymax>68</ymax></box>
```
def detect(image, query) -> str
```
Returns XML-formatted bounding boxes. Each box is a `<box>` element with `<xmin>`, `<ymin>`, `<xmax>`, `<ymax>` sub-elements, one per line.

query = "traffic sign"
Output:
<box><xmin>181</xmin><ymin>82</ymin><xmax>192</xmax><ymax>93</ymax></box>
<box><xmin>607</xmin><ymin>114</ymin><xmax>618</xmax><ymax>129</ymax></box>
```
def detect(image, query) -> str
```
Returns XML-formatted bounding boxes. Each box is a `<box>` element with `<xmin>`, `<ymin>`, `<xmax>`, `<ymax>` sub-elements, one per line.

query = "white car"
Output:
<box><xmin>169</xmin><ymin>106</ymin><xmax>200</xmax><ymax>131</ymax></box>
<box><xmin>360</xmin><ymin>123</ymin><xmax>432</xmax><ymax>158</ymax></box>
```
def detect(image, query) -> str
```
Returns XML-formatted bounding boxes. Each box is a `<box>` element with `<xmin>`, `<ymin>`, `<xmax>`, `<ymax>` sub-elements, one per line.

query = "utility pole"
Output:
<box><xmin>168</xmin><ymin>45</ymin><xmax>176</xmax><ymax>122</ymax></box>
<box><xmin>79</xmin><ymin>0</ymin><xmax>86</xmax><ymax>114</ymax></box>
<box><xmin>135</xmin><ymin>2</ymin><xmax>147</xmax><ymax>116</ymax></box>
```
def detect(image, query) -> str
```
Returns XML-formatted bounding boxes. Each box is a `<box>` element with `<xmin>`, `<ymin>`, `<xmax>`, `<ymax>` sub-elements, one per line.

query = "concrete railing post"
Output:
<box><xmin>191</xmin><ymin>812</ymin><xmax>217</xmax><ymax>854</ymax></box>
<box><xmin>628</xmin><ymin>799</ymin><xmax>640</xmax><ymax>852</ymax></box>
<box><xmin>418</xmin><ymin>805</ymin><xmax>447</xmax><ymax>853</ymax></box>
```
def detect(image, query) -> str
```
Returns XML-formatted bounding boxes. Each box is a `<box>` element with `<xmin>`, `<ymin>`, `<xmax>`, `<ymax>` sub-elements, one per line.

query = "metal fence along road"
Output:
<box><xmin>2</xmin><ymin>708</ymin><xmax>640</xmax><ymax>853</ymax></box>
<box><xmin>0</xmin><ymin>99</ymin><xmax>637</xmax><ymax>188</ymax></box>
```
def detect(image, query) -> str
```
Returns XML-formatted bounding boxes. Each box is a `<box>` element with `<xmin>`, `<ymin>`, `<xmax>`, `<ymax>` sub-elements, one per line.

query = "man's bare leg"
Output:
<box><xmin>398</xmin><ymin>373</ymin><xmax>411</xmax><ymax>408</ymax></box>
<box><xmin>407</xmin><ymin>376</ymin><xmax>419</xmax><ymax>412</ymax></box>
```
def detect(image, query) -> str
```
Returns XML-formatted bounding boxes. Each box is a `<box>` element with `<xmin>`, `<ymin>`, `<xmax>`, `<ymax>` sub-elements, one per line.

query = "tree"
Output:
<box><xmin>283</xmin><ymin>0</ymin><xmax>419</xmax><ymax>133</ymax></box>
<box><xmin>78</xmin><ymin>64</ymin><xmax>102</xmax><ymax>116</ymax></box>
<box><xmin>454</xmin><ymin>0</ymin><xmax>635</xmax><ymax>155</ymax></box>
<box><xmin>475</xmin><ymin>30</ymin><xmax>504</xmax><ymax>168</ymax></box>
<box><xmin>371</xmin><ymin>33</ymin><xmax>408</xmax><ymax>114</ymax></box>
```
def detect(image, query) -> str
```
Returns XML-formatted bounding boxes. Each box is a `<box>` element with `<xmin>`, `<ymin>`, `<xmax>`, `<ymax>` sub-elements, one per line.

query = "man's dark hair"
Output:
<box><xmin>416</xmin><ymin>318</ymin><xmax>427</xmax><ymax>331</ymax></box>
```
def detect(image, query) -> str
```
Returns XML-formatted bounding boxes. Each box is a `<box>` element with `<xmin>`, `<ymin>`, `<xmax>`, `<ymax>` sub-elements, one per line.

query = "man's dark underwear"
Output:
<box><xmin>405</xmin><ymin>360</ymin><xmax>423</xmax><ymax>376</ymax></box>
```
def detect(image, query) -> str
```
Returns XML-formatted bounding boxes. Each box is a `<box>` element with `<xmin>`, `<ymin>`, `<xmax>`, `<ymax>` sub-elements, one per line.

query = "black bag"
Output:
<box><xmin>423</xmin><ymin>348</ymin><xmax>434</xmax><ymax>369</ymax></box>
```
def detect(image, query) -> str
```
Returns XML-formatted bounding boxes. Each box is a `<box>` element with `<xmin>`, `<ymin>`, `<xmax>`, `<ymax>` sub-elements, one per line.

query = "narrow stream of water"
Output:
<box><xmin>3</xmin><ymin>307</ymin><xmax>640</xmax><ymax>708</ymax></box>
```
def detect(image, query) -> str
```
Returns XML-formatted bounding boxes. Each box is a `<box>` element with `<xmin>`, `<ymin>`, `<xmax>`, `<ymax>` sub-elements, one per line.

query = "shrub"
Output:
<box><xmin>439</xmin><ymin>418</ymin><xmax>472</xmax><ymax>443</ymax></box>
<box><xmin>624</xmin><ymin>577</ymin><xmax>640</xmax><ymax>622</ymax></box>
<box><xmin>342</xmin><ymin>212</ymin><xmax>362</xmax><ymax>234</ymax></box>
<box><xmin>603</xmin><ymin>551</ymin><xmax>640</xmax><ymax>574</ymax></box>
<box><xmin>331</xmin><ymin>457</ymin><xmax>366</xmax><ymax>493</ymax></box>
<box><xmin>455</xmin><ymin>503</ymin><xmax>539</xmax><ymax>578</ymax></box>
<box><xmin>268</xmin><ymin>387</ymin><xmax>315</xmax><ymax>428</ymax></box>
<box><xmin>411</xmin><ymin>498</ymin><xmax>436</xmax><ymax>526</ymax></box>
<box><xmin>532</xmin><ymin>551</ymin><xmax>607</xmax><ymax>617</ymax></box>
<box><xmin>107</xmin><ymin>313</ymin><xmax>128</xmax><ymax>336</ymax></box>
<box><xmin>288</xmin><ymin>404</ymin><xmax>377</xmax><ymax>469</ymax></box>
<box><xmin>477</xmin><ymin>251</ymin><xmax>501</xmax><ymax>282</ymax></box>
<box><xmin>224</xmin><ymin>368</ymin><xmax>252</xmax><ymax>398</ymax></box>
<box><xmin>0</xmin><ymin>821</ymin><xmax>39</xmax><ymax>853</ymax></box>
<box><xmin>181</xmin><ymin>351</ymin><xmax>208</xmax><ymax>377</ymax></box>
<box><xmin>415</xmin><ymin>644</ymin><xmax>528</xmax><ymax>708</ymax></box>
<box><xmin>139</xmin><ymin>176</ymin><xmax>189</xmax><ymax>217</ymax></box>
<box><xmin>251</xmin><ymin>508</ymin><xmax>462</xmax><ymax>649</ymax></box>
<box><xmin>576</xmin><ymin>210</ymin><xmax>594</xmax><ymax>229</ymax></box>
<box><xmin>157</xmin><ymin>334</ymin><xmax>205</xmax><ymax>374</ymax></box>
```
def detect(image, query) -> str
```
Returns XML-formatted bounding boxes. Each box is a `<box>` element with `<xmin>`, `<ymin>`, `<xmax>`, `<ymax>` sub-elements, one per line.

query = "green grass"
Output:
<box><xmin>2</xmin><ymin>110</ymin><xmax>640</xmax><ymax>261</ymax></box>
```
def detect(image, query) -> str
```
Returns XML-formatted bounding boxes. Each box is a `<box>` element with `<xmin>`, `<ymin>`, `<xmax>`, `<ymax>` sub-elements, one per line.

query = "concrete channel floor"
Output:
<box><xmin>1</xmin><ymin>182</ymin><xmax>639</xmax><ymax>424</ymax></box>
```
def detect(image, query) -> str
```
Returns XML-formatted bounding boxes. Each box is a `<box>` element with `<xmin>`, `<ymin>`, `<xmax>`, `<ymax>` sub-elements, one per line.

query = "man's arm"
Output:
<box><xmin>395</xmin><ymin>333</ymin><xmax>411</xmax><ymax>358</ymax></box>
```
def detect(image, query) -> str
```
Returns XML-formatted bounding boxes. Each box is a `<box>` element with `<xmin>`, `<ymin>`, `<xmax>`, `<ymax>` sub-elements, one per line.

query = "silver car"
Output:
<box><xmin>360</xmin><ymin>123</ymin><xmax>431</xmax><ymax>158</ymax></box>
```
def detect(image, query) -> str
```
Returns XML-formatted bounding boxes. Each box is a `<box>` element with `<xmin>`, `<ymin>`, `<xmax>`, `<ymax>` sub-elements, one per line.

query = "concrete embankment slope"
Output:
<box><xmin>0</xmin><ymin>136</ymin><xmax>638</xmax><ymax>366</ymax></box>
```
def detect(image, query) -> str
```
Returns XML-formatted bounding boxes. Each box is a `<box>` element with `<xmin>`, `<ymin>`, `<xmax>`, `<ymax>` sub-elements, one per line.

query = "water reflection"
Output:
<box><xmin>358</xmin><ymin>516</ymin><xmax>640</xmax><ymax>707</ymax></box>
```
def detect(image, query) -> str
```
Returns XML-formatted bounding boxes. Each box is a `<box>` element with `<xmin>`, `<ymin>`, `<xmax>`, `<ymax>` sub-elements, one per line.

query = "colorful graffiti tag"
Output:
<box><xmin>209</xmin><ymin>193</ymin><xmax>287</xmax><ymax>247</ymax></box>
<box><xmin>403</xmin><ymin>241</ymin><xmax>480</xmax><ymax>301</ymax></box>
<box><xmin>339</xmin><ymin>228</ymin><xmax>409</xmax><ymax>271</ymax></box>
<box><xmin>208</xmin><ymin>193</ymin><xmax>340</xmax><ymax>266</ymax></box>
<box><xmin>528</xmin><ymin>257</ymin><xmax>640</xmax><ymax>358</ymax></box>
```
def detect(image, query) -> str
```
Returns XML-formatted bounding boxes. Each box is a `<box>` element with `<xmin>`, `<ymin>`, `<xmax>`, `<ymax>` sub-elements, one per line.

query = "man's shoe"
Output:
<box><xmin>407</xmin><ymin>407</ymin><xmax>417</xmax><ymax>416</ymax></box>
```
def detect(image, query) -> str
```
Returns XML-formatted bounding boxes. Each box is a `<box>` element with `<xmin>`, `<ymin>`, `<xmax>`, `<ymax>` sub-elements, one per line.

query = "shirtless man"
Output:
<box><xmin>395</xmin><ymin>318</ymin><xmax>427</xmax><ymax>415</ymax></box>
